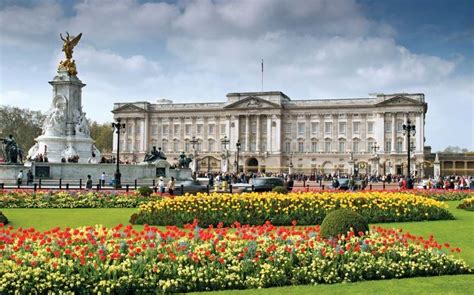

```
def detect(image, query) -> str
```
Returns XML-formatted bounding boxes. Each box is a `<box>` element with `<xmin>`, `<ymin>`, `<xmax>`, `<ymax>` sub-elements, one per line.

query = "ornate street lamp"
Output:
<box><xmin>235</xmin><ymin>139</ymin><xmax>241</xmax><ymax>173</ymax></box>
<box><xmin>289</xmin><ymin>152</ymin><xmax>294</xmax><ymax>175</ymax></box>
<box><xmin>221</xmin><ymin>135</ymin><xmax>230</xmax><ymax>150</ymax></box>
<box><xmin>402</xmin><ymin>119</ymin><xmax>416</xmax><ymax>180</ymax></box>
<box><xmin>371</xmin><ymin>143</ymin><xmax>380</xmax><ymax>154</ymax></box>
<box><xmin>112</xmin><ymin>118</ymin><xmax>126</xmax><ymax>188</ymax></box>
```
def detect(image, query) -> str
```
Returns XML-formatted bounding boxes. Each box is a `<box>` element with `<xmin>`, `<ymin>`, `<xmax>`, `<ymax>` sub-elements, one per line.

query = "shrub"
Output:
<box><xmin>136</xmin><ymin>186</ymin><xmax>154</xmax><ymax>197</ymax></box>
<box><xmin>457</xmin><ymin>197</ymin><xmax>474</xmax><ymax>211</ymax></box>
<box><xmin>320</xmin><ymin>209</ymin><xmax>369</xmax><ymax>238</ymax></box>
<box><xmin>272</xmin><ymin>186</ymin><xmax>288</xmax><ymax>194</ymax></box>
<box><xmin>0</xmin><ymin>211</ymin><xmax>8</xmax><ymax>225</ymax></box>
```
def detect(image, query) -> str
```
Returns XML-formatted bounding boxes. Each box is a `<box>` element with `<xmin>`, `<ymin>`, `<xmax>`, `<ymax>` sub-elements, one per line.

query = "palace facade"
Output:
<box><xmin>112</xmin><ymin>91</ymin><xmax>429</xmax><ymax>176</ymax></box>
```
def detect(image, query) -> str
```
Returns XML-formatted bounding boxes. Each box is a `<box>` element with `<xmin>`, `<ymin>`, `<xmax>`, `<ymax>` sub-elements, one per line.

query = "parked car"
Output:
<box><xmin>174</xmin><ymin>180</ymin><xmax>208</xmax><ymax>195</ymax></box>
<box><xmin>337</xmin><ymin>178</ymin><xmax>362</xmax><ymax>190</ymax></box>
<box><xmin>233</xmin><ymin>177</ymin><xmax>285</xmax><ymax>193</ymax></box>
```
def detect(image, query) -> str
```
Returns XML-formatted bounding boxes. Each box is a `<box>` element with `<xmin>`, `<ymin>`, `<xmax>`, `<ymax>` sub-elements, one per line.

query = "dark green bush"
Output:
<box><xmin>0</xmin><ymin>211</ymin><xmax>8</xmax><ymax>225</ymax></box>
<box><xmin>320</xmin><ymin>209</ymin><xmax>369</xmax><ymax>238</ymax></box>
<box><xmin>137</xmin><ymin>186</ymin><xmax>154</xmax><ymax>197</ymax></box>
<box><xmin>272</xmin><ymin>186</ymin><xmax>288</xmax><ymax>194</ymax></box>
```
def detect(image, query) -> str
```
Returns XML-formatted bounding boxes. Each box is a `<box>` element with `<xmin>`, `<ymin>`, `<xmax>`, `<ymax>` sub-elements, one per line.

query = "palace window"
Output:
<box><xmin>220</xmin><ymin>124</ymin><xmax>226</xmax><ymax>134</ymax></box>
<box><xmin>196</xmin><ymin>142</ymin><xmax>202</xmax><ymax>152</ymax></box>
<box><xmin>298</xmin><ymin>141</ymin><xmax>304</xmax><ymax>153</ymax></box>
<box><xmin>251</xmin><ymin>122</ymin><xmax>257</xmax><ymax>133</ymax></box>
<box><xmin>208</xmin><ymin>124</ymin><xmax>215</xmax><ymax>134</ymax></box>
<box><xmin>338</xmin><ymin>141</ymin><xmax>345</xmax><ymax>153</ymax></box>
<box><xmin>185</xmin><ymin>142</ymin><xmax>190</xmax><ymax>152</ymax></box>
<box><xmin>162</xmin><ymin>125</ymin><xmax>169</xmax><ymax>136</ymax></box>
<box><xmin>151</xmin><ymin>125</ymin><xmax>158</xmax><ymax>135</ymax></box>
<box><xmin>173</xmin><ymin>141</ymin><xmax>179</xmax><ymax>152</ymax></box>
<box><xmin>396</xmin><ymin>140</ymin><xmax>403</xmax><ymax>153</ymax></box>
<box><xmin>324</xmin><ymin>141</ymin><xmax>331</xmax><ymax>153</ymax></box>
<box><xmin>162</xmin><ymin>141</ymin><xmax>168</xmax><ymax>152</ymax></box>
<box><xmin>353</xmin><ymin>141</ymin><xmax>359</xmax><ymax>153</ymax></box>
<box><xmin>174</xmin><ymin>124</ymin><xmax>180</xmax><ymax>135</ymax></box>
<box><xmin>311</xmin><ymin>122</ymin><xmax>319</xmax><ymax>134</ymax></box>
<box><xmin>185</xmin><ymin>124</ymin><xmax>191</xmax><ymax>135</ymax></box>
<box><xmin>197</xmin><ymin>124</ymin><xmax>203</xmax><ymax>134</ymax></box>
<box><xmin>250</xmin><ymin>141</ymin><xmax>256</xmax><ymax>152</ymax></box>
<box><xmin>385</xmin><ymin>140</ymin><xmax>391</xmax><ymax>153</ymax></box>
<box><xmin>285</xmin><ymin>141</ymin><xmax>291</xmax><ymax>152</ymax></box>
<box><xmin>353</xmin><ymin>122</ymin><xmax>360</xmax><ymax>134</ymax></box>
<box><xmin>368</xmin><ymin>141</ymin><xmax>375</xmax><ymax>152</ymax></box>
<box><xmin>367</xmin><ymin>122</ymin><xmax>374</xmax><ymax>134</ymax></box>
<box><xmin>324</xmin><ymin>122</ymin><xmax>332</xmax><ymax>134</ymax></box>
<box><xmin>384</xmin><ymin>121</ymin><xmax>392</xmax><ymax>133</ymax></box>
<box><xmin>135</xmin><ymin>123</ymin><xmax>141</xmax><ymax>135</ymax></box>
<box><xmin>311</xmin><ymin>140</ymin><xmax>318</xmax><ymax>152</ymax></box>
<box><xmin>339</xmin><ymin>122</ymin><xmax>346</xmax><ymax>134</ymax></box>
<box><xmin>298</xmin><ymin>122</ymin><xmax>305</xmax><ymax>135</ymax></box>
<box><xmin>397</xmin><ymin>120</ymin><xmax>403</xmax><ymax>132</ymax></box>
<box><xmin>208</xmin><ymin>140</ymin><xmax>215</xmax><ymax>152</ymax></box>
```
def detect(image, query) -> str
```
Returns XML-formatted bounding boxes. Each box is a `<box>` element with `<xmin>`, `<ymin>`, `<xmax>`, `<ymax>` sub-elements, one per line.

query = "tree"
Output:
<box><xmin>443</xmin><ymin>146</ymin><xmax>470</xmax><ymax>153</ymax></box>
<box><xmin>89</xmin><ymin>121</ymin><xmax>113</xmax><ymax>153</ymax></box>
<box><xmin>0</xmin><ymin>106</ymin><xmax>45</xmax><ymax>156</ymax></box>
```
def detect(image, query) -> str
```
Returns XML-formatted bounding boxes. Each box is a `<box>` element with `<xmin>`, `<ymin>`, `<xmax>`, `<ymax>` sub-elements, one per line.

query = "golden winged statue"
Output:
<box><xmin>58</xmin><ymin>32</ymin><xmax>82</xmax><ymax>76</ymax></box>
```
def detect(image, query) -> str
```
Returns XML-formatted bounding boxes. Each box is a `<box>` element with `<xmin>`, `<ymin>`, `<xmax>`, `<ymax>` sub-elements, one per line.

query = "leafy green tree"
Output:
<box><xmin>0</xmin><ymin>106</ymin><xmax>45</xmax><ymax>155</ymax></box>
<box><xmin>89</xmin><ymin>121</ymin><xmax>113</xmax><ymax>153</ymax></box>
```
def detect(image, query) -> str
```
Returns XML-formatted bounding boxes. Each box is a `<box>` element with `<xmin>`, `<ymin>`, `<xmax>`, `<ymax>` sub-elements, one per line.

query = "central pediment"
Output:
<box><xmin>112</xmin><ymin>103</ymin><xmax>147</xmax><ymax>113</ymax></box>
<box><xmin>223</xmin><ymin>96</ymin><xmax>281</xmax><ymax>109</ymax></box>
<box><xmin>375</xmin><ymin>95</ymin><xmax>425</xmax><ymax>106</ymax></box>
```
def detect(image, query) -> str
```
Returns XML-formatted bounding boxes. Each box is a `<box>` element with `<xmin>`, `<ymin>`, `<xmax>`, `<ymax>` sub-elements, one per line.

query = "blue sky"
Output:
<box><xmin>0</xmin><ymin>0</ymin><xmax>472</xmax><ymax>151</ymax></box>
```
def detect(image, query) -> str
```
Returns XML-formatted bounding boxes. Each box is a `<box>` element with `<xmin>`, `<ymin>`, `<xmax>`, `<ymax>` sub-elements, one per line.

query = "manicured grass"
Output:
<box><xmin>0</xmin><ymin>208</ymin><xmax>145</xmax><ymax>231</ymax></box>
<box><xmin>1</xmin><ymin>201</ymin><xmax>473</xmax><ymax>294</ymax></box>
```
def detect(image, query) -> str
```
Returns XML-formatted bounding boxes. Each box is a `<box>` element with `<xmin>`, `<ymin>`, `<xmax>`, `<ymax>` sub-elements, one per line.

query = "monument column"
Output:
<box><xmin>403</xmin><ymin>113</ymin><xmax>409</xmax><ymax>152</ymax></box>
<box><xmin>131</xmin><ymin>118</ymin><xmax>137</xmax><ymax>152</ymax></box>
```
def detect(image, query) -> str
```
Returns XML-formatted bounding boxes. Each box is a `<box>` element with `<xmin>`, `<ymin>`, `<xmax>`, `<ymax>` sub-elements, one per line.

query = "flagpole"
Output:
<box><xmin>261</xmin><ymin>59</ymin><xmax>263</xmax><ymax>92</ymax></box>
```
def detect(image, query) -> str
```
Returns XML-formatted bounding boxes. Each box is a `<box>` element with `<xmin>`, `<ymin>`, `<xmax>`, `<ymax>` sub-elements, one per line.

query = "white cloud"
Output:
<box><xmin>0</xmin><ymin>0</ymin><xmax>472</xmax><ymax>150</ymax></box>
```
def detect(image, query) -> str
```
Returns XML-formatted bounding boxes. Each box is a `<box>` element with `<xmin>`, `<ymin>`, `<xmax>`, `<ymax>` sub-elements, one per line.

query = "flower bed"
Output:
<box><xmin>0</xmin><ymin>222</ymin><xmax>470</xmax><ymax>293</ymax></box>
<box><xmin>457</xmin><ymin>197</ymin><xmax>474</xmax><ymax>211</ymax></box>
<box><xmin>130</xmin><ymin>192</ymin><xmax>454</xmax><ymax>226</ymax></box>
<box><xmin>0</xmin><ymin>190</ymin><xmax>159</xmax><ymax>208</ymax></box>
<box><xmin>413</xmin><ymin>190</ymin><xmax>474</xmax><ymax>201</ymax></box>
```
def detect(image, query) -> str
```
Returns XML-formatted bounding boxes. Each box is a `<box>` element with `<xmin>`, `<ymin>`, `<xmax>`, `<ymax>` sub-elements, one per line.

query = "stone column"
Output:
<box><xmin>245</xmin><ymin>115</ymin><xmax>250</xmax><ymax>152</ymax></box>
<box><xmin>274</xmin><ymin>114</ymin><xmax>281</xmax><ymax>152</ymax></box>
<box><xmin>332</xmin><ymin>115</ymin><xmax>338</xmax><ymax>152</ymax></box>
<box><xmin>266</xmin><ymin>115</ymin><xmax>272</xmax><ymax>152</ymax></box>
<box><xmin>391</xmin><ymin>113</ymin><xmax>396</xmax><ymax>154</ymax></box>
<box><xmin>416</xmin><ymin>112</ymin><xmax>424</xmax><ymax>153</ymax></box>
<box><xmin>141</xmin><ymin>118</ymin><xmax>146</xmax><ymax>152</ymax></box>
<box><xmin>124</xmin><ymin>118</ymin><xmax>129</xmax><ymax>151</ymax></box>
<box><xmin>203</xmin><ymin>117</ymin><xmax>208</xmax><ymax>152</ymax></box>
<box><xmin>256</xmin><ymin>115</ymin><xmax>260</xmax><ymax>152</ymax></box>
<box><xmin>347</xmin><ymin>114</ymin><xmax>353</xmax><ymax>152</ymax></box>
<box><xmin>131</xmin><ymin>118</ymin><xmax>136</xmax><ymax>152</ymax></box>
<box><xmin>374</xmin><ymin>113</ymin><xmax>384</xmax><ymax>153</ymax></box>
<box><xmin>180</xmin><ymin>117</ymin><xmax>185</xmax><ymax>151</ymax></box>
<box><xmin>230</xmin><ymin>115</ymin><xmax>239</xmax><ymax>152</ymax></box>
<box><xmin>305</xmin><ymin>114</ymin><xmax>311</xmax><ymax>151</ymax></box>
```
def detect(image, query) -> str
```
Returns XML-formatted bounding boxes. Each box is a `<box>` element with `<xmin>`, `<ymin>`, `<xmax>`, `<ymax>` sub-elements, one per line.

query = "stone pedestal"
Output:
<box><xmin>27</xmin><ymin>69</ymin><xmax>100</xmax><ymax>163</ymax></box>
<box><xmin>433</xmin><ymin>153</ymin><xmax>440</xmax><ymax>179</ymax></box>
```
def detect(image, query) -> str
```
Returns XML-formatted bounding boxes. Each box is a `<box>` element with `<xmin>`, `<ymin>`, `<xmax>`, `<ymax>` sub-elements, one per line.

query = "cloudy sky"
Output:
<box><xmin>0</xmin><ymin>0</ymin><xmax>472</xmax><ymax>151</ymax></box>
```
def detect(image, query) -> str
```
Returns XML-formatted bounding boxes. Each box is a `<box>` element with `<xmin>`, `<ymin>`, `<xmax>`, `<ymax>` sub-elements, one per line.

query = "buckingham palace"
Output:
<box><xmin>112</xmin><ymin>91</ymin><xmax>429</xmax><ymax>176</ymax></box>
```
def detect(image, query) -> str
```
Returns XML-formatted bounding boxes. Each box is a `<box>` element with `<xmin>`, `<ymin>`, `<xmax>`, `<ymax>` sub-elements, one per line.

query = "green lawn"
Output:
<box><xmin>1</xmin><ymin>201</ymin><xmax>473</xmax><ymax>294</ymax></box>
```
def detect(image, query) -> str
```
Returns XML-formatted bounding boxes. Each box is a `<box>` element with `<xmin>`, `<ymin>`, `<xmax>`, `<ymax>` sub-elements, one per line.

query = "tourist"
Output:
<box><xmin>17</xmin><ymin>170</ymin><xmax>23</xmax><ymax>186</ymax></box>
<box><xmin>158</xmin><ymin>176</ymin><xmax>165</xmax><ymax>194</ymax></box>
<box><xmin>167</xmin><ymin>177</ymin><xmax>176</xmax><ymax>196</ymax></box>
<box><xmin>286</xmin><ymin>176</ymin><xmax>294</xmax><ymax>192</ymax></box>
<box><xmin>86</xmin><ymin>175</ymin><xmax>93</xmax><ymax>190</ymax></box>
<box><xmin>100</xmin><ymin>172</ymin><xmax>106</xmax><ymax>187</ymax></box>
<box><xmin>26</xmin><ymin>169</ymin><xmax>34</xmax><ymax>186</ymax></box>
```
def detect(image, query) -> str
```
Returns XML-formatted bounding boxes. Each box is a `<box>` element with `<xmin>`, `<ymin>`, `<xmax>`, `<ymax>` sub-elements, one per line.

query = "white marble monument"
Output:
<box><xmin>27</xmin><ymin>32</ymin><xmax>100</xmax><ymax>164</ymax></box>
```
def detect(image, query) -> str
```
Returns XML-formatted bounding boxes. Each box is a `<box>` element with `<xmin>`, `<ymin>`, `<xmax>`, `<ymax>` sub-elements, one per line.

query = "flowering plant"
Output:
<box><xmin>413</xmin><ymin>190</ymin><xmax>473</xmax><ymax>201</ymax></box>
<box><xmin>0</xmin><ymin>222</ymin><xmax>470</xmax><ymax>293</ymax></box>
<box><xmin>0</xmin><ymin>190</ymin><xmax>161</xmax><ymax>208</ymax></box>
<box><xmin>131</xmin><ymin>191</ymin><xmax>454</xmax><ymax>226</ymax></box>
<box><xmin>457</xmin><ymin>197</ymin><xmax>474</xmax><ymax>211</ymax></box>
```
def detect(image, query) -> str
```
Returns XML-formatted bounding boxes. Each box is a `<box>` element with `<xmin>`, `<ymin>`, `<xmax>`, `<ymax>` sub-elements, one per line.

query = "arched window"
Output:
<box><xmin>311</xmin><ymin>139</ymin><xmax>318</xmax><ymax>152</ymax></box>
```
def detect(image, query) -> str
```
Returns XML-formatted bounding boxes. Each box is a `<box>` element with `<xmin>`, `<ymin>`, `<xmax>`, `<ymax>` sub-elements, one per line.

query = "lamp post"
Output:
<box><xmin>221</xmin><ymin>135</ymin><xmax>230</xmax><ymax>150</ymax></box>
<box><xmin>235</xmin><ymin>139</ymin><xmax>241</xmax><ymax>173</ymax></box>
<box><xmin>402</xmin><ymin>119</ymin><xmax>416</xmax><ymax>179</ymax></box>
<box><xmin>112</xmin><ymin>118</ymin><xmax>126</xmax><ymax>188</ymax></box>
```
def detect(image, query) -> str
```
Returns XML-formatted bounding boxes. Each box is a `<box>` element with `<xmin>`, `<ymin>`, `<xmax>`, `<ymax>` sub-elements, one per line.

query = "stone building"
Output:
<box><xmin>112</xmin><ymin>91</ymin><xmax>428</xmax><ymax>175</ymax></box>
